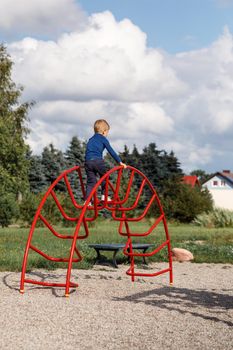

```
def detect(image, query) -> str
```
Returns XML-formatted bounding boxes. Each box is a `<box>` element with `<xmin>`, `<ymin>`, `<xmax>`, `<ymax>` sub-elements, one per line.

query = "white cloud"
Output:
<box><xmin>0</xmin><ymin>0</ymin><xmax>86</xmax><ymax>38</ymax></box>
<box><xmin>163</xmin><ymin>26</ymin><xmax>233</xmax><ymax>170</ymax></box>
<box><xmin>5</xmin><ymin>8</ymin><xmax>233</xmax><ymax>173</ymax></box>
<box><xmin>27</xmin><ymin>99</ymin><xmax>174</xmax><ymax>154</ymax></box>
<box><xmin>125</xmin><ymin>103</ymin><xmax>174</xmax><ymax>135</ymax></box>
<box><xmin>163</xmin><ymin>141</ymin><xmax>214</xmax><ymax>170</ymax></box>
<box><xmin>9</xmin><ymin>11</ymin><xmax>185</xmax><ymax>103</ymax></box>
<box><xmin>169</xmin><ymin>25</ymin><xmax>233</xmax><ymax>114</ymax></box>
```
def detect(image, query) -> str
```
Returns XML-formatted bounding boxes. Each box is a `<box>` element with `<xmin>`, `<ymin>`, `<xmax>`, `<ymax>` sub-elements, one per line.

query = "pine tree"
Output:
<box><xmin>64</xmin><ymin>136</ymin><xmax>86</xmax><ymax>199</ymax></box>
<box><xmin>41</xmin><ymin>144</ymin><xmax>66</xmax><ymax>190</ymax></box>
<box><xmin>27</xmin><ymin>150</ymin><xmax>47</xmax><ymax>193</ymax></box>
<box><xmin>164</xmin><ymin>151</ymin><xmax>183</xmax><ymax>177</ymax></box>
<box><xmin>65</xmin><ymin>136</ymin><xmax>85</xmax><ymax>167</ymax></box>
<box><xmin>120</xmin><ymin>145</ymin><xmax>130</xmax><ymax>162</ymax></box>
<box><xmin>141</xmin><ymin>143</ymin><xmax>162</xmax><ymax>188</ymax></box>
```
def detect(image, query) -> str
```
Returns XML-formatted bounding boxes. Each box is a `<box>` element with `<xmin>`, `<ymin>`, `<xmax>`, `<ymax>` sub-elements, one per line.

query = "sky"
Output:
<box><xmin>1</xmin><ymin>0</ymin><xmax>233</xmax><ymax>173</ymax></box>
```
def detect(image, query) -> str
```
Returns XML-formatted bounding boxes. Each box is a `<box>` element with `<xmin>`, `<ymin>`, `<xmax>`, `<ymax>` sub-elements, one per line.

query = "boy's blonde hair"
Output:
<box><xmin>94</xmin><ymin>119</ymin><xmax>110</xmax><ymax>134</ymax></box>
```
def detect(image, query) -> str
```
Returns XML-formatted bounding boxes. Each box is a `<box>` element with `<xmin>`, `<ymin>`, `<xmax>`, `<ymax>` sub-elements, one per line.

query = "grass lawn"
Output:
<box><xmin>0</xmin><ymin>219</ymin><xmax>233</xmax><ymax>271</ymax></box>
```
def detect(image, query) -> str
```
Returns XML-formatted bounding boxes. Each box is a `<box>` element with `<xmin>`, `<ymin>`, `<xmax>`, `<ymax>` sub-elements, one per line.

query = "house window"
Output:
<box><xmin>213</xmin><ymin>180</ymin><xmax>218</xmax><ymax>186</ymax></box>
<box><xmin>221</xmin><ymin>180</ymin><xmax>226</xmax><ymax>186</ymax></box>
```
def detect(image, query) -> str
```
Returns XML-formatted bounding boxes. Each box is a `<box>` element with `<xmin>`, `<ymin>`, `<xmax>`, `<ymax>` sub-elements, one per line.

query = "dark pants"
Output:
<box><xmin>84</xmin><ymin>159</ymin><xmax>107</xmax><ymax>200</ymax></box>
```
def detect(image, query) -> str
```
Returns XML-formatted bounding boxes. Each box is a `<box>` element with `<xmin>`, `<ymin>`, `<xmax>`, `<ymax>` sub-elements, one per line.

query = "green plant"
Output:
<box><xmin>19</xmin><ymin>192</ymin><xmax>39</xmax><ymax>226</ymax></box>
<box><xmin>0</xmin><ymin>193</ymin><xmax>19</xmax><ymax>227</ymax></box>
<box><xmin>0</xmin><ymin>222</ymin><xmax>232</xmax><ymax>271</ymax></box>
<box><xmin>194</xmin><ymin>208</ymin><xmax>233</xmax><ymax>228</ymax></box>
<box><xmin>0</xmin><ymin>45</ymin><xmax>33</xmax><ymax>197</ymax></box>
<box><xmin>161</xmin><ymin>182</ymin><xmax>213</xmax><ymax>223</ymax></box>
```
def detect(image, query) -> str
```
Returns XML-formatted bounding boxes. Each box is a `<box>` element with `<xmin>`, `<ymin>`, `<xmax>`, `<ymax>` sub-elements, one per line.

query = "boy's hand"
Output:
<box><xmin>120</xmin><ymin>162</ymin><xmax>127</xmax><ymax>169</ymax></box>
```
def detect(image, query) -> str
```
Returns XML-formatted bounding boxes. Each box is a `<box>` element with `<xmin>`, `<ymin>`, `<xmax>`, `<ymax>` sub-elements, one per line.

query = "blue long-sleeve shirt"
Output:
<box><xmin>85</xmin><ymin>133</ymin><xmax>122</xmax><ymax>163</ymax></box>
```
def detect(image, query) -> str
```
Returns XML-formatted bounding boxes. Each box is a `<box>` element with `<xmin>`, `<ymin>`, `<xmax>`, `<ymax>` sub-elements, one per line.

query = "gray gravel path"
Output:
<box><xmin>0</xmin><ymin>262</ymin><xmax>232</xmax><ymax>350</ymax></box>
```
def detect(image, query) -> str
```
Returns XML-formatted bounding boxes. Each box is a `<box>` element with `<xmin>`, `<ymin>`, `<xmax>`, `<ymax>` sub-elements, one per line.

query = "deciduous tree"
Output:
<box><xmin>0</xmin><ymin>45</ymin><xmax>32</xmax><ymax>226</ymax></box>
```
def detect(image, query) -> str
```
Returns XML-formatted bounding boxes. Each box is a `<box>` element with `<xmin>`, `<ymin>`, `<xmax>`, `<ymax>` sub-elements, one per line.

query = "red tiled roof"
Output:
<box><xmin>182</xmin><ymin>175</ymin><xmax>200</xmax><ymax>188</ymax></box>
<box><xmin>220</xmin><ymin>171</ymin><xmax>233</xmax><ymax>179</ymax></box>
<box><xmin>219</xmin><ymin>172</ymin><xmax>233</xmax><ymax>184</ymax></box>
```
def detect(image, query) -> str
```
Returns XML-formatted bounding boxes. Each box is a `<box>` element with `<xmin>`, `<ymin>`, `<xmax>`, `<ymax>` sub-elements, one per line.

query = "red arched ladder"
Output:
<box><xmin>20</xmin><ymin>165</ymin><xmax>173</xmax><ymax>296</ymax></box>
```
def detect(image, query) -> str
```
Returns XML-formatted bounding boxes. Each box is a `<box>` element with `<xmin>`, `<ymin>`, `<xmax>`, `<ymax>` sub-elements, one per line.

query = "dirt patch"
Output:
<box><xmin>0</xmin><ymin>262</ymin><xmax>232</xmax><ymax>350</ymax></box>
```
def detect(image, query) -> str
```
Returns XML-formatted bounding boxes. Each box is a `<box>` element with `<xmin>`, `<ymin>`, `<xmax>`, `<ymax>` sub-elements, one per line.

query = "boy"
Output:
<box><xmin>84</xmin><ymin>119</ymin><xmax>127</xmax><ymax>203</ymax></box>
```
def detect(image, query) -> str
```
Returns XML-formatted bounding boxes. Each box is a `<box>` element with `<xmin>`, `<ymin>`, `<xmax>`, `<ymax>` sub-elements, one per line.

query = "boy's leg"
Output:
<box><xmin>84</xmin><ymin>161</ymin><xmax>98</xmax><ymax>200</ymax></box>
<box><xmin>94</xmin><ymin>159</ymin><xmax>107</xmax><ymax>195</ymax></box>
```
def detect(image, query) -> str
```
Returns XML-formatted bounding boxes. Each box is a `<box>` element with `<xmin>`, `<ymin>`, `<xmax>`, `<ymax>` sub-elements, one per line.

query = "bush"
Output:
<box><xmin>19</xmin><ymin>192</ymin><xmax>39</xmax><ymax>226</ymax></box>
<box><xmin>194</xmin><ymin>208</ymin><xmax>233</xmax><ymax>228</ymax></box>
<box><xmin>161</xmin><ymin>181</ymin><xmax>213</xmax><ymax>223</ymax></box>
<box><xmin>19</xmin><ymin>191</ymin><xmax>82</xmax><ymax>227</ymax></box>
<box><xmin>0</xmin><ymin>193</ymin><xmax>19</xmax><ymax>227</ymax></box>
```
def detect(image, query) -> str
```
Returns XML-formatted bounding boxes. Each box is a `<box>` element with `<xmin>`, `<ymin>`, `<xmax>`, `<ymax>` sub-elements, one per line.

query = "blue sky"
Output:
<box><xmin>1</xmin><ymin>0</ymin><xmax>233</xmax><ymax>172</ymax></box>
<box><xmin>78</xmin><ymin>0</ymin><xmax>233</xmax><ymax>52</ymax></box>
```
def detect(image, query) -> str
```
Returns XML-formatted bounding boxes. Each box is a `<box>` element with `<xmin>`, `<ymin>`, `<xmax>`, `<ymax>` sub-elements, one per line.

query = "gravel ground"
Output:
<box><xmin>0</xmin><ymin>262</ymin><xmax>232</xmax><ymax>350</ymax></box>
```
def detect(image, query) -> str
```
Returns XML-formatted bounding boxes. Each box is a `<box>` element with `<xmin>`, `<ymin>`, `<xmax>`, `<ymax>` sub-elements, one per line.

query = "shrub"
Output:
<box><xmin>194</xmin><ymin>208</ymin><xmax>233</xmax><ymax>228</ymax></box>
<box><xmin>161</xmin><ymin>181</ymin><xmax>213</xmax><ymax>223</ymax></box>
<box><xmin>0</xmin><ymin>193</ymin><xmax>19</xmax><ymax>227</ymax></box>
<box><xmin>19</xmin><ymin>192</ymin><xmax>39</xmax><ymax>226</ymax></box>
<box><xmin>20</xmin><ymin>191</ymin><xmax>81</xmax><ymax>227</ymax></box>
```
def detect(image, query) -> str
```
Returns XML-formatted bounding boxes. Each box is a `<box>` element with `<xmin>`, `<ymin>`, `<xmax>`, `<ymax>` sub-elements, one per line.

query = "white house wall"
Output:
<box><xmin>204</xmin><ymin>175</ymin><xmax>233</xmax><ymax>190</ymax></box>
<box><xmin>203</xmin><ymin>174</ymin><xmax>233</xmax><ymax>210</ymax></box>
<box><xmin>209</xmin><ymin>189</ymin><xmax>233</xmax><ymax>210</ymax></box>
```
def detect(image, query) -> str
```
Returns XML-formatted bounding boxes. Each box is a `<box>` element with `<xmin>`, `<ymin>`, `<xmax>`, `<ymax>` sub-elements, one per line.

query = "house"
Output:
<box><xmin>182</xmin><ymin>175</ymin><xmax>200</xmax><ymax>188</ymax></box>
<box><xmin>202</xmin><ymin>170</ymin><xmax>233</xmax><ymax>210</ymax></box>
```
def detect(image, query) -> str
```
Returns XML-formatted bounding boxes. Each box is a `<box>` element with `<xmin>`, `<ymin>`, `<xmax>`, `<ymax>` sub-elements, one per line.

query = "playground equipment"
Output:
<box><xmin>20</xmin><ymin>165</ymin><xmax>173</xmax><ymax>296</ymax></box>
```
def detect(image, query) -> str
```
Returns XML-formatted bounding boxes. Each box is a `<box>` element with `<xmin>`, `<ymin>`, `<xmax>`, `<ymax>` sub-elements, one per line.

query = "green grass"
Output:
<box><xmin>0</xmin><ymin>219</ymin><xmax>233</xmax><ymax>271</ymax></box>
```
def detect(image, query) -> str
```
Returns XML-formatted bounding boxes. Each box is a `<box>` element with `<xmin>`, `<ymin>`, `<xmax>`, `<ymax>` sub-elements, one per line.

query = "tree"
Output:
<box><xmin>140</xmin><ymin>143</ymin><xmax>164</xmax><ymax>191</ymax></box>
<box><xmin>65</xmin><ymin>136</ymin><xmax>85</xmax><ymax>167</ymax></box>
<box><xmin>0</xmin><ymin>193</ymin><xmax>20</xmax><ymax>227</ymax></box>
<box><xmin>27</xmin><ymin>149</ymin><xmax>47</xmax><ymax>193</ymax></box>
<box><xmin>0</xmin><ymin>44</ymin><xmax>32</xmax><ymax>226</ymax></box>
<box><xmin>64</xmin><ymin>136</ymin><xmax>86</xmax><ymax>199</ymax></box>
<box><xmin>120</xmin><ymin>145</ymin><xmax>131</xmax><ymax>164</ymax></box>
<box><xmin>41</xmin><ymin>144</ymin><xmax>66</xmax><ymax>188</ymax></box>
<box><xmin>161</xmin><ymin>181</ymin><xmax>213</xmax><ymax>222</ymax></box>
<box><xmin>190</xmin><ymin>169</ymin><xmax>212</xmax><ymax>184</ymax></box>
<box><xmin>19</xmin><ymin>192</ymin><xmax>38</xmax><ymax>226</ymax></box>
<box><xmin>159</xmin><ymin>150</ymin><xmax>183</xmax><ymax>193</ymax></box>
<box><xmin>120</xmin><ymin>144</ymin><xmax>142</xmax><ymax>169</ymax></box>
<box><xmin>162</xmin><ymin>150</ymin><xmax>183</xmax><ymax>178</ymax></box>
<box><xmin>0</xmin><ymin>44</ymin><xmax>32</xmax><ymax>195</ymax></box>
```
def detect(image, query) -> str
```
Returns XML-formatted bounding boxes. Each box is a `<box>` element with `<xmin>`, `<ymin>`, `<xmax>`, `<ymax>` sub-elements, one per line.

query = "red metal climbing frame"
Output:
<box><xmin>20</xmin><ymin>165</ymin><xmax>173</xmax><ymax>296</ymax></box>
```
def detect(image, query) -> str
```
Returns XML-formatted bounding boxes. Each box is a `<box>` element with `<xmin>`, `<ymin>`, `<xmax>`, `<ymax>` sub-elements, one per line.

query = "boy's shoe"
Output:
<box><xmin>83</xmin><ymin>200</ymin><xmax>92</xmax><ymax>207</ymax></box>
<box><xmin>101</xmin><ymin>194</ymin><xmax>112</xmax><ymax>202</ymax></box>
